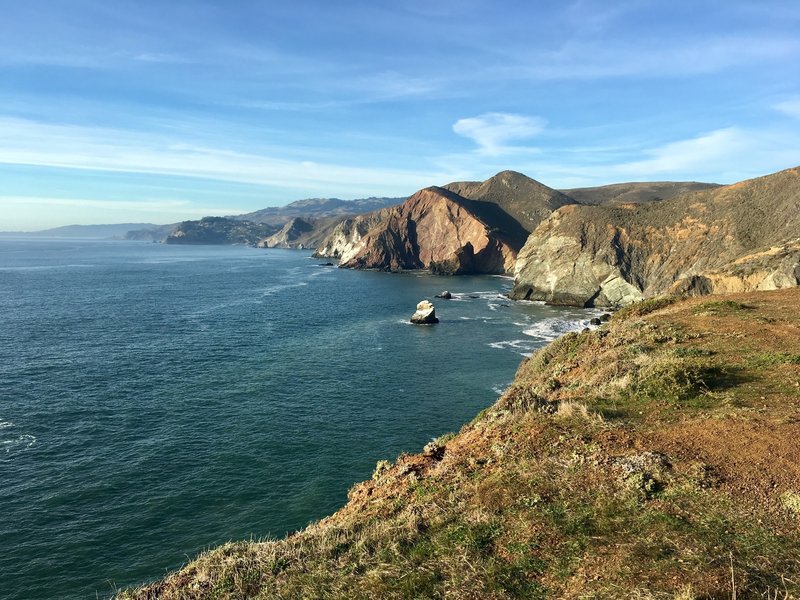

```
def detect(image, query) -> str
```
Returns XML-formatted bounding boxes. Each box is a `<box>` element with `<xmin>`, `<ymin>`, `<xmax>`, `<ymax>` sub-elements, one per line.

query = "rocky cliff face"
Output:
<box><xmin>257</xmin><ymin>217</ymin><xmax>342</xmax><ymax>249</ymax></box>
<box><xmin>312</xmin><ymin>207</ymin><xmax>394</xmax><ymax>260</ymax></box>
<box><xmin>512</xmin><ymin>167</ymin><xmax>800</xmax><ymax>306</ymax></box>
<box><xmin>314</xmin><ymin>171</ymin><xmax>575</xmax><ymax>275</ymax></box>
<box><xmin>316</xmin><ymin>187</ymin><xmax>518</xmax><ymax>274</ymax></box>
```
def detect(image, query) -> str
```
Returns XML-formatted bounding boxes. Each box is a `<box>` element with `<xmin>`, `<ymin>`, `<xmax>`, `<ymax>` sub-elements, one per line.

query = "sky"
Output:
<box><xmin>1</xmin><ymin>0</ymin><xmax>800</xmax><ymax>230</ymax></box>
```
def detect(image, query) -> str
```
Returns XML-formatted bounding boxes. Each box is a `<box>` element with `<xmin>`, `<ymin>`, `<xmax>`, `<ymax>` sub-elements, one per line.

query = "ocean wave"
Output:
<box><xmin>0</xmin><ymin>263</ymin><xmax>97</xmax><ymax>272</ymax></box>
<box><xmin>492</xmin><ymin>382</ymin><xmax>512</xmax><ymax>395</ymax></box>
<box><xmin>0</xmin><ymin>420</ymin><xmax>13</xmax><ymax>429</ymax></box>
<box><xmin>258</xmin><ymin>280</ymin><xmax>309</xmax><ymax>296</ymax></box>
<box><xmin>522</xmin><ymin>317</ymin><xmax>590</xmax><ymax>342</ymax></box>
<box><xmin>1</xmin><ymin>433</ymin><xmax>37</xmax><ymax>457</ymax></box>
<box><xmin>487</xmin><ymin>339</ymin><xmax>537</xmax><ymax>353</ymax></box>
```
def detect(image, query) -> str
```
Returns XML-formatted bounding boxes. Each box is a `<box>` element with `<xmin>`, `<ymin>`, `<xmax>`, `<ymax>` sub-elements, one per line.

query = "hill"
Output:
<box><xmin>315</xmin><ymin>171</ymin><xmax>575</xmax><ymax>274</ymax></box>
<box><xmin>2</xmin><ymin>223</ymin><xmax>159</xmax><ymax>239</ymax></box>
<box><xmin>234</xmin><ymin>197</ymin><xmax>404</xmax><ymax>226</ymax></box>
<box><xmin>128</xmin><ymin>197</ymin><xmax>405</xmax><ymax>246</ymax></box>
<box><xmin>119</xmin><ymin>289</ymin><xmax>800</xmax><ymax>599</ymax></box>
<box><xmin>560</xmin><ymin>181</ymin><xmax>720</xmax><ymax>205</ymax></box>
<box><xmin>512</xmin><ymin>166</ymin><xmax>800</xmax><ymax>306</ymax></box>
<box><xmin>164</xmin><ymin>217</ymin><xmax>279</xmax><ymax>246</ymax></box>
<box><xmin>257</xmin><ymin>216</ymin><xmax>344</xmax><ymax>249</ymax></box>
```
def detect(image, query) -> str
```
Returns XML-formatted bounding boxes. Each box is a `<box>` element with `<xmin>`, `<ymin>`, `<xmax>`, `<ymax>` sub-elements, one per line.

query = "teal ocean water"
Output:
<box><xmin>0</xmin><ymin>238</ymin><xmax>596</xmax><ymax>599</ymax></box>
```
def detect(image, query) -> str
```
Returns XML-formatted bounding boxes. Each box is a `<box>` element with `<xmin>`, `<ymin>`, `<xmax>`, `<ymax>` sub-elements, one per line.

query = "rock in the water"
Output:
<box><xmin>436</xmin><ymin>291</ymin><xmax>452</xmax><ymax>299</ymax></box>
<box><xmin>411</xmin><ymin>300</ymin><xmax>439</xmax><ymax>324</ymax></box>
<box><xmin>590</xmin><ymin>317</ymin><xmax>602</xmax><ymax>326</ymax></box>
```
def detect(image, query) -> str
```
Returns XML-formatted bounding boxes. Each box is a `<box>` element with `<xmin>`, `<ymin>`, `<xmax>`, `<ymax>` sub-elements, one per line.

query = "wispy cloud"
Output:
<box><xmin>500</xmin><ymin>35</ymin><xmax>800</xmax><ymax>81</ymax></box>
<box><xmin>774</xmin><ymin>98</ymin><xmax>800</xmax><ymax>119</ymax></box>
<box><xmin>0</xmin><ymin>196</ymin><xmax>247</xmax><ymax>216</ymax></box>
<box><xmin>546</xmin><ymin>127</ymin><xmax>800</xmax><ymax>185</ymax></box>
<box><xmin>0</xmin><ymin>117</ymin><xmax>443</xmax><ymax>197</ymax></box>
<box><xmin>452</xmin><ymin>113</ymin><xmax>546</xmax><ymax>155</ymax></box>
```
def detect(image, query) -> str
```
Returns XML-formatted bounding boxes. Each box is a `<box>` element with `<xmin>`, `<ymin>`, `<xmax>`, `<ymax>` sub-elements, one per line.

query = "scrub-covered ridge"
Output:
<box><xmin>120</xmin><ymin>288</ymin><xmax>800</xmax><ymax>599</ymax></box>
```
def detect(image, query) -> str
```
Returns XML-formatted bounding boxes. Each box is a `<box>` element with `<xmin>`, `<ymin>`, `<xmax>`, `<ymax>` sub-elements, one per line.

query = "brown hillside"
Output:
<box><xmin>336</xmin><ymin>187</ymin><xmax>518</xmax><ymax>274</ymax></box>
<box><xmin>561</xmin><ymin>181</ymin><xmax>720</xmax><ymax>205</ymax></box>
<box><xmin>512</xmin><ymin>166</ymin><xmax>800</xmax><ymax>306</ymax></box>
<box><xmin>314</xmin><ymin>171</ymin><xmax>574</xmax><ymax>274</ymax></box>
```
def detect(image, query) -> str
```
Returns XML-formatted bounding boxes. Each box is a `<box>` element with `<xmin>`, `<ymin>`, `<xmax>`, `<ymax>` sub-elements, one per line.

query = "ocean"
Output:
<box><xmin>0</xmin><ymin>238</ymin><xmax>595</xmax><ymax>599</ymax></box>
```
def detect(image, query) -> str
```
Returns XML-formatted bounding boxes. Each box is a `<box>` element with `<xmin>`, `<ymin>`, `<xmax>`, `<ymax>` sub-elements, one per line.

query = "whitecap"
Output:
<box><xmin>492</xmin><ymin>382</ymin><xmax>512</xmax><ymax>395</ymax></box>
<box><xmin>522</xmin><ymin>317</ymin><xmax>589</xmax><ymax>342</ymax></box>
<box><xmin>2</xmin><ymin>434</ymin><xmax>36</xmax><ymax>454</ymax></box>
<box><xmin>0</xmin><ymin>420</ymin><xmax>13</xmax><ymax>429</ymax></box>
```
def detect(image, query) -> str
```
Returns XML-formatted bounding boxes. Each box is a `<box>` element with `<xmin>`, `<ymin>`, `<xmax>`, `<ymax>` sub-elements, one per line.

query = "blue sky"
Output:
<box><xmin>2</xmin><ymin>0</ymin><xmax>800</xmax><ymax>229</ymax></box>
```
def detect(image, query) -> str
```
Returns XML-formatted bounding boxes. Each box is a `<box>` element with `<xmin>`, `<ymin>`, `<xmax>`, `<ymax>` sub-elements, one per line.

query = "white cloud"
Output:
<box><xmin>0</xmin><ymin>196</ymin><xmax>247</xmax><ymax>216</ymax></box>
<box><xmin>610</xmin><ymin>128</ymin><xmax>748</xmax><ymax>176</ymax></box>
<box><xmin>452</xmin><ymin>112</ymin><xmax>546</xmax><ymax>155</ymax></box>
<box><xmin>774</xmin><ymin>98</ymin><xmax>800</xmax><ymax>119</ymax></box>
<box><xmin>499</xmin><ymin>35</ymin><xmax>800</xmax><ymax>81</ymax></box>
<box><xmin>0</xmin><ymin>117</ymin><xmax>444</xmax><ymax>197</ymax></box>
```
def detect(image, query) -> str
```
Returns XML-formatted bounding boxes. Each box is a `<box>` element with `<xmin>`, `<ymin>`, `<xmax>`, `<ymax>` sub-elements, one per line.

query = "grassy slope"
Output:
<box><xmin>121</xmin><ymin>289</ymin><xmax>800</xmax><ymax>599</ymax></box>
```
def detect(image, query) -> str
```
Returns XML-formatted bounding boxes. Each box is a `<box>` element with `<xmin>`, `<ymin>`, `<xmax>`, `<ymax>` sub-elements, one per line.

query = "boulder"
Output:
<box><xmin>435</xmin><ymin>291</ymin><xmax>452</xmax><ymax>299</ymax></box>
<box><xmin>411</xmin><ymin>300</ymin><xmax>439</xmax><ymax>324</ymax></box>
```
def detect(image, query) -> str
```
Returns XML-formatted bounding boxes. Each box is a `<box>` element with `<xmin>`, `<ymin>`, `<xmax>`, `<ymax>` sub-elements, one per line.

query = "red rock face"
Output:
<box><xmin>340</xmin><ymin>187</ymin><xmax>517</xmax><ymax>274</ymax></box>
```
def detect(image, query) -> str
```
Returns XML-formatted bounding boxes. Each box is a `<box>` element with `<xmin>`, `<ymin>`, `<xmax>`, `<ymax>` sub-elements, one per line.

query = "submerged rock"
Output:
<box><xmin>436</xmin><ymin>291</ymin><xmax>452</xmax><ymax>299</ymax></box>
<box><xmin>411</xmin><ymin>300</ymin><xmax>439</xmax><ymax>324</ymax></box>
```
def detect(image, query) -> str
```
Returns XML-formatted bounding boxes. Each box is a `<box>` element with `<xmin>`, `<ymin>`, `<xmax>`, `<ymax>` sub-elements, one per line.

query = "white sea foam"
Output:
<box><xmin>2</xmin><ymin>434</ymin><xmax>36</xmax><ymax>454</ymax></box>
<box><xmin>522</xmin><ymin>317</ymin><xmax>589</xmax><ymax>342</ymax></box>
<box><xmin>258</xmin><ymin>280</ymin><xmax>309</xmax><ymax>296</ymax></box>
<box><xmin>488</xmin><ymin>339</ymin><xmax>535</xmax><ymax>352</ymax></box>
<box><xmin>492</xmin><ymin>382</ymin><xmax>512</xmax><ymax>395</ymax></box>
<box><xmin>0</xmin><ymin>420</ymin><xmax>13</xmax><ymax>429</ymax></box>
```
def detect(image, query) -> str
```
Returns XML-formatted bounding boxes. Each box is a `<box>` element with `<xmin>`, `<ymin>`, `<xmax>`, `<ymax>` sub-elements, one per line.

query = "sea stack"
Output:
<box><xmin>410</xmin><ymin>300</ymin><xmax>439</xmax><ymax>324</ymax></box>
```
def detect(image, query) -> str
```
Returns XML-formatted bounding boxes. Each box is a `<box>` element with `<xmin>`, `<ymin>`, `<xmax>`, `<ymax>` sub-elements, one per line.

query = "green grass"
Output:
<box><xmin>692</xmin><ymin>299</ymin><xmax>752</xmax><ymax>315</ymax></box>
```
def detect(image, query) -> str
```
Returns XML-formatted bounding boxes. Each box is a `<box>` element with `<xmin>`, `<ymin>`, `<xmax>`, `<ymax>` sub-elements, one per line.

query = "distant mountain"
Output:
<box><xmin>126</xmin><ymin>196</ymin><xmax>406</xmax><ymax>246</ymax></box>
<box><xmin>512</xmin><ymin>166</ymin><xmax>800</xmax><ymax>306</ymax></box>
<box><xmin>234</xmin><ymin>197</ymin><xmax>404</xmax><ymax>226</ymax></box>
<box><xmin>560</xmin><ymin>181</ymin><xmax>720</xmax><ymax>205</ymax></box>
<box><xmin>124</xmin><ymin>224</ymin><xmax>177</xmax><ymax>242</ymax></box>
<box><xmin>3</xmin><ymin>223</ymin><xmax>159</xmax><ymax>239</ymax></box>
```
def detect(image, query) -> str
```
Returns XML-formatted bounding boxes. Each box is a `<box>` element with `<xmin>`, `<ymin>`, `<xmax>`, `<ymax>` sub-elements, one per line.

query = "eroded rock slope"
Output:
<box><xmin>512</xmin><ymin>166</ymin><xmax>800</xmax><ymax>306</ymax></box>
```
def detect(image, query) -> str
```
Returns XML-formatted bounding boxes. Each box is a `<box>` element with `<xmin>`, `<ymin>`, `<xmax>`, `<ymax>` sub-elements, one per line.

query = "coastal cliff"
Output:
<box><xmin>336</xmin><ymin>187</ymin><xmax>518</xmax><ymax>274</ymax></box>
<box><xmin>257</xmin><ymin>217</ymin><xmax>343</xmax><ymax>249</ymax></box>
<box><xmin>164</xmin><ymin>217</ymin><xmax>279</xmax><ymax>246</ymax></box>
<box><xmin>119</xmin><ymin>289</ymin><xmax>800</xmax><ymax>598</ymax></box>
<box><xmin>512</xmin><ymin>167</ymin><xmax>800</xmax><ymax>307</ymax></box>
<box><xmin>314</xmin><ymin>171</ymin><xmax>574</xmax><ymax>274</ymax></box>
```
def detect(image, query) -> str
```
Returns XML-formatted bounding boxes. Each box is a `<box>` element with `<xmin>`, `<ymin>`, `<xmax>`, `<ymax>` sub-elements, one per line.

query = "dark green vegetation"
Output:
<box><xmin>164</xmin><ymin>217</ymin><xmax>279</xmax><ymax>245</ymax></box>
<box><xmin>120</xmin><ymin>289</ymin><xmax>800</xmax><ymax>599</ymax></box>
